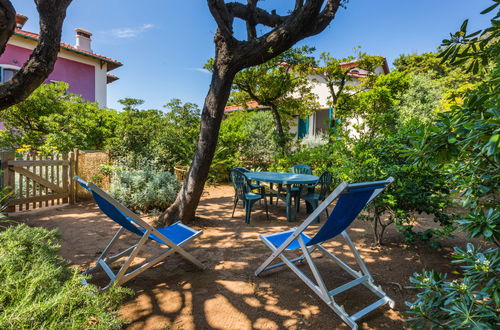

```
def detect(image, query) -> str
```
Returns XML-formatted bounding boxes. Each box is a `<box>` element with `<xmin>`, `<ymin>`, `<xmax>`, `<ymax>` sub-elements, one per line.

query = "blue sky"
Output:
<box><xmin>13</xmin><ymin>0</ymin><xmax>494</xmax><ymax>111</ymax></box>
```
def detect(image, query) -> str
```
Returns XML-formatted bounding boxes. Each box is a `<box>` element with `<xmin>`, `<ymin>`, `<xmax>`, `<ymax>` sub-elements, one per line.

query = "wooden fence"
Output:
<box><xmin>1</xmin><ymin>149</ymin><xmax>110</xmax><ymax>212</ymax></box>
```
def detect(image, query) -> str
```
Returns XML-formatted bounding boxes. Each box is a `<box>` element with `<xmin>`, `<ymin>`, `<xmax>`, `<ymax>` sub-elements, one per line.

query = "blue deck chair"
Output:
<box><xmin>74</xmin><ymin>176</ymin><xmax>205</xmax><ymax>289</ymax></box>
<box><xmin>255</xmin><ymin>178</ymin><xmax>395</xmax><ymax>329</ymax></box>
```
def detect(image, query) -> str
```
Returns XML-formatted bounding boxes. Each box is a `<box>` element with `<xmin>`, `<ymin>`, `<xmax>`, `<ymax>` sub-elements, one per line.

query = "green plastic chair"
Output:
<box><xmin>289</xmin><ymin>164</ymin><xmax>314</xmax><ymax>211</ymax></box>
<box><xmin>290</xmin><ymin>164</ymin><xmax>312</xmax><ymax>175</ymax></box>
<box><xmin>301</xmin><ymin>171</ymin><xmax>333</xmax><ymax>222</ymax></box>
<box><xmin>231</xmin><ymin>167</ymin><xmax>266</xmax><ymax>204</ymax></box>
<box><xmin>230</xmin><ymin>169</ymin><xmax>269</xmax><ymax>224</ymax></box>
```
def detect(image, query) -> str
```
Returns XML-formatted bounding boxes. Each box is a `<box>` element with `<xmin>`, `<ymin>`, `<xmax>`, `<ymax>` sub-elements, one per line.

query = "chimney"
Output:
<box><xmin>74</xmin><ymin>28</ymin><xmax>92</xmax><ymax>52</ymax></box>
<box><xmin>15</xmin><ymin>14</ymin><xmax>28</xmax><ymax>29</ymax></box>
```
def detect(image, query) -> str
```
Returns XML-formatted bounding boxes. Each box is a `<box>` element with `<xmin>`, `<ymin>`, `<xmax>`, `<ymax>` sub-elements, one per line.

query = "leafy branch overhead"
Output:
<box><xmin>206</xmin><ymin>0</ymin><xmax>344</xmax><ymax>70</ymax></box>
<box><xmin>439</xmin><ymin>0</ymin><xmax>499</xmax><ymax>74</ymax></box>
<box><xmin>229</xmin><ymin>46</ymin><xmax>319</xmax><ymax>149</ymax></box>
<box><xmin>160</xmin><ymin>1</ymin><xmax>345</xmax><ymax>225</ymax></box>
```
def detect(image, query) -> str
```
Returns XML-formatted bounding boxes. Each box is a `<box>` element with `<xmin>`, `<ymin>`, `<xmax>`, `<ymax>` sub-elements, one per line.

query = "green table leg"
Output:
<box><xmin>285</xmin><ymin>185</ymin><xmax>293</xmax><ymax>222</ymax></box>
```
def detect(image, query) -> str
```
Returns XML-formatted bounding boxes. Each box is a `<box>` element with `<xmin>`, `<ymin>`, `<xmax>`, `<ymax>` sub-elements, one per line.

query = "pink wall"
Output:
<box><xmin>0</xmin><ymin>44</ymin><xmax>95</xmax><ymax>101</ymax></box>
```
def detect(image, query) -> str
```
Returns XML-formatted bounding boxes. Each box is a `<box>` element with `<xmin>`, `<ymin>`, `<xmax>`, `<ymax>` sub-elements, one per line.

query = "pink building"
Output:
<box><xmin>0</xmin><ymin>14</ymin><xmax>122</xmax><ymax>107</ymax></box>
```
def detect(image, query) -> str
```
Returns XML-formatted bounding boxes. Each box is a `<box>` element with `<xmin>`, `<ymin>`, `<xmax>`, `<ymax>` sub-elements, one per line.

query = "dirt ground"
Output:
<box><xmin>11</xmin><ymin>185</ymin><xmax>469</xmax><ymax>329</ymax></box>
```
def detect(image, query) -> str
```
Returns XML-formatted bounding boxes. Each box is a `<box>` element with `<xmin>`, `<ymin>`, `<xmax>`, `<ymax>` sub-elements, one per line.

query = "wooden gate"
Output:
<box><xmin>1</xmin><ymin>152</ymin><xmax>75</xmax><ymax>212</ymax></box>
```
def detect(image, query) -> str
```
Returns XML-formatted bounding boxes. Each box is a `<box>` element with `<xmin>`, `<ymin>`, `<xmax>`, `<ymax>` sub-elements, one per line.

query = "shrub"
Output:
<box><xmin>210</xmin><ymin>110</ymin><xmax>277</xmax><ymax>182</ymax></box>
<box><xmin>271</xmin><ymin>131</ymin><xmax>453</xmax><ymax>246</ymax></box>
<box><xmin>0</xmin><ymin>186</ymin><xmax>13</xmax><ymax>220</ymax></box>
<box><xmin>404</xmin><ymin>4</ymin><xmax>499</xmax><ymax>328</ymax></box>
<box><xmin>107</xmin><ymin>98</ymin><xmax>200</xmax><ymax>171</ymax></box>
<box><xmin>109</xmin><ymin>167</ymin><xmax>180</xmax><ymax>213</ymax></box>
<box><xmin>300</xmin><ymin>132</ymin><xmax>329</xmax><ymax>148</ymax></box>
<box><xmin>0</xmin><ymin>224</ymin><xmax>130</xmax><ymax>329</ymax></box>
<box><xmin>405</xmin><ymin>244</ymin><xmax>499</xmax><ymax>329</ymax></box>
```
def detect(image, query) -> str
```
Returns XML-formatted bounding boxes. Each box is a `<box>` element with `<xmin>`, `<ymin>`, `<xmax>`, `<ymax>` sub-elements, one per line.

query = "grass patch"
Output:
<box><xmin>0</xmin><ymin>223</ymin><xmax>132</xmax><ymax>329</ymax></box>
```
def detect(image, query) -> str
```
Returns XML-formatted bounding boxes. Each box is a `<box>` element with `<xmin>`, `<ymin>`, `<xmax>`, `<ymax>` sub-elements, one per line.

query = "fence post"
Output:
<box><xmin>62</xmin><ymin>153</ymin><xmax>69</xmax><ymax>204</ymax></box>
<box><xmin>68</xmin><ymin>151</ymin><xmax>75</xmax><ymax>204</ymax></box>
<box><xmin>1</xmin><ymin>152</ymin><xmax>15</xmax><ymax>212</ymax></box>
<box><xmin>73</xmin><ymin>148</ymin><xmax>80</xmax><ymax>202</ymax></box>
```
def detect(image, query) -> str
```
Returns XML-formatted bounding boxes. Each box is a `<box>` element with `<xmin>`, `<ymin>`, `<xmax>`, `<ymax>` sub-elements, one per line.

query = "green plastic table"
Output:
<box><xmin>245</xmin><ymin>171</ymin><xmax>319</xmax><ymax>222</ymax></box>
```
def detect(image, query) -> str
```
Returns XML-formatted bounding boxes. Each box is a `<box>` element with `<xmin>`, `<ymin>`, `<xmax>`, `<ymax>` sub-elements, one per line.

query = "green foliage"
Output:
<box><xmin>439</xmin><ymin>2</ymin><xmax>500</xmax><ymax>75</ymax></box>
<box><xmin>0</xmin><ymin>185</ymin><xmax>13</xmax><ymax>220</ymax></box>
<box><xmin>210</xmin><ymin>111</ymin><xmax>276</xmax><ymax>182</ymax></box>
<box><xmin>397</xmin><ymin>73</ymin><xmax>443</xmax><ymax>125</ymax></box>
<box><xmin>106</xmin><ymin>98</ymin><xmax>165</xmax><ymax>167</ymax></box>
<box><xmin>228</xmin><ymin>46</ymin><xmax>319</xmax><ymax>148</ymax></box>
<box><xmin>346</xmin><ymin>70</ymin><xmax>410</xmax><ymax>136</ymax></box>
<box><xmin>405</xmin><ymin>3</ymin><xmax>500</xmax><ymax>328</ymax></box>
<box><xmin>0</xmin><ymin>86</ymin><xmax>200</xmax><ymax>171</ymax></box>
<box><xmin>153</xmin><ymin>99</ymin><xmax>201</xmax><ymax>167</ymax></box>
<box><xmin>0</xmin><ymin>224</ymin><xmax>130</xmax><ymax>329</ymax></box>
<box><xmin>108</xmin><ymin>98</ymin><xmax>200</xmax><ymax>170</ymax></box>
<box><xmin>272</xmin><ymin>128</ymin><xmax>453</xmax><ymax>245</ymax></box>
<box><xmin>413</xmin><ymin>8</ymin><xmax>499</xmax><ymax>246</ymax></box>
<box><xmin>394</xmin><ymin>52</ymin><xmax>453</xmax><ymax>78</ymax></box>
<box><xmin>0</xmin><ymin>82</ymin><xmax>119</xmax><ymax>153</ymax></box>
<box><xmin>405</xmin><ymin>244</ymin><xmax>499</xmax><ymax>329</ymax></box>
<box><xmin>109</xmin><ymin>167</ymin><xmax>181</xmax><ymax>213</ymax></box>
<box><xmin>314</xmin><ymin>49</ymin><xmax>385</xmax><ymax>113</ymax></box>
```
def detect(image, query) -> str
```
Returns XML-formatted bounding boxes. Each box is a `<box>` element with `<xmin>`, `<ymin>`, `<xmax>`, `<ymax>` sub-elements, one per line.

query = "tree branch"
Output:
<box><xmin>0</xmin><ymin>0</ymin><xmax>15</xmax><ymax>55</ymax></box>
<box><xmin>0</xmin><ymin>0</ymin><xmax>73</xmax><ymax>110</ymax></box>
<box><xmin>232</xmin><ymin>0</ymin><xmax>342</xmax><ymax>69</ymax></box>
<box><xmin>226</xmin><ymin>1</ymin><xmax>286</xmax><ymax>28</ymax></box>
<box><xmin>207</xmin><ymin>0</ymin><xmax>236</xmax><ymax>42</ymax></box>
<box><xmin>245</xmin><ymin>0</ymin><xmax>257</xmax><ymax>41</ymax></box>
<box><xmin>295</xmin><ymin>0</ymin><xmax>304</xmax><ymax>11</ymax></box>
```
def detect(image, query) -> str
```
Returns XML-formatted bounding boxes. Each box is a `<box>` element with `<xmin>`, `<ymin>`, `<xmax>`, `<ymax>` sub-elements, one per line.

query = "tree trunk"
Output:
<box><xmin>0</xmin><ymin>0</ymin><xmax>15</xmax><ymax>55</ymax></box>
<box><xmin>159</xmin><ymin>0</ymin><xmax>342</xmax><ymax>226</ymax></box>
<box><xmin>159</xmin><ymin>40</ymin><xmax>237</xmax><ymax>225</ymax></box>
<box><xmin>269</xmin><ymin>105</ymin><xmax>286</xmax><ymax>150</ymax></box>
<box><xmin>0</xmin><ymin>0</ymin><xmax>73</xmax><ymax>110</ymax></box>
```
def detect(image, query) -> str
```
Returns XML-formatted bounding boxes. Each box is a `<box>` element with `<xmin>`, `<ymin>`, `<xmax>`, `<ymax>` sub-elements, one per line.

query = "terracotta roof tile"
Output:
<box><xmin>224</xmin><ymin>100</ymin><xmax>270</xmax><ymax>112</ymax></box>
<box><xmin>13</xmin><ymin>28</ymin><xmax>122</xmax><ymax>71</ymax></box>
<box><xmin>106</xmin><ymin>73</ymin><xmax>119</xmax><ymax>83</ymax></box>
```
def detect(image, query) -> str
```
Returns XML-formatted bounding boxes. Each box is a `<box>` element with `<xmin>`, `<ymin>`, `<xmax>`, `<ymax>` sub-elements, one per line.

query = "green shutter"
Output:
<box><xmin>298</xmin><ymin>117</ymin><xmax>309</xmax><ymax>139</ymax></box>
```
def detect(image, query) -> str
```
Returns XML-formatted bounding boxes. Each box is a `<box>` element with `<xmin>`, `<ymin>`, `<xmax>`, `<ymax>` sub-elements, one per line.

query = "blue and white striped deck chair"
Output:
<box><xmin>255</xmin><ymin>178</ymin><xmax>395</xmax><ymax>329</ymax></box>
<box><xmin>74</xmin><ymin>176</ymin><xmax>205</xmax><ymax>290</ymax></box>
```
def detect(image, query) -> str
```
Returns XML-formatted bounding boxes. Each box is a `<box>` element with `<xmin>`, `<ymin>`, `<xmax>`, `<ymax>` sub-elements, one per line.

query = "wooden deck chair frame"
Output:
<box><xmin>255</xmin><ymin>178</ymin><xmax>395</xmax><ymax>329</ymax></box>
<box><xmin>75</xmin><ymin>177</ymin><xmax>205</xmax><ymax>290</ymax></box>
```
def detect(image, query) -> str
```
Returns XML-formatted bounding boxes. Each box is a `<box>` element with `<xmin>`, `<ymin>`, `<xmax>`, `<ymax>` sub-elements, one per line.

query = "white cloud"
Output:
<box><xmin>111</xmin><ymin>23</ymin><xmax>154</xmax><ymax>38</ymax></box>
<box><xmin>188</xmin><ymin>67</ymin><xmax>211</xmax><ymax>74</ymax></box>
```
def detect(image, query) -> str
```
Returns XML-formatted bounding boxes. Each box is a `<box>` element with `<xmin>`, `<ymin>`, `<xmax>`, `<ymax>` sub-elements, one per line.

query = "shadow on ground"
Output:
<box><xmin>12</xmin><ymin>185</ymin><xmax>462</xmax><ymax>329</ymax></box>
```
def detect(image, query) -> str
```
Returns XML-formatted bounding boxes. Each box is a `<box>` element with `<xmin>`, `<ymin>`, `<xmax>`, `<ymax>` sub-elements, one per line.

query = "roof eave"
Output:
<box><xmin>13</xmin><ymin>31</ymin><xmax>123</xmax><ymax>72</ymax></box>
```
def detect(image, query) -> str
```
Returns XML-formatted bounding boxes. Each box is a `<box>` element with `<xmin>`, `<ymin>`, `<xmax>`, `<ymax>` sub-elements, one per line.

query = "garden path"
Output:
<box><xmin>13</xmin><ymin>185</ymin><xmax>462</xmax><ymax>329</ymax></box>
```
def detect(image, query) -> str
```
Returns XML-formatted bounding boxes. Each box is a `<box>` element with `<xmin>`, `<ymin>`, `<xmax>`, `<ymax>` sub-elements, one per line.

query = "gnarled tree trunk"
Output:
<box><xmin>0</xmin><ymin>0</ymin><xmax>15</xmax><ymax>55</ymax></box>
<box><xmin>159</xmin><ymin>0</ymin><xmax>343</xmax><ymax>225</ymax></box>
<box><xmin>159</xmin><ymin>34</ymin><xmax>237</xmax><ymax>223</ymax></box>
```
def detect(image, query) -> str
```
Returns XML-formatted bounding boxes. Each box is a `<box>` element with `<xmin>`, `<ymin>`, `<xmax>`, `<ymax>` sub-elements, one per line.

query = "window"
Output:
<box><xmin>0</xmin><ymin>65</ymin><xmax>20</xmax><ymax>82</ymax></box>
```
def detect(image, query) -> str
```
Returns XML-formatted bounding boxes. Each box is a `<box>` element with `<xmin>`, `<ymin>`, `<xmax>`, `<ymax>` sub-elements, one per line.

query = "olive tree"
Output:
<box><xmin>229</xmin><ymin>46</ymin><xmax>319</xmax><ymax>150</ymax></box>
<box><xmin>159</xmin><ymin>0</ymin><xmax>345</xmax><ymax>225</ymax></box>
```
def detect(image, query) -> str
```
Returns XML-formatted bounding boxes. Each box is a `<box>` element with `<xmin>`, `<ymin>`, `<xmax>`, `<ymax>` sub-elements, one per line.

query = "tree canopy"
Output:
<box><xmin>229</xmin><ymin>46</ymin><xmax>319</xmax><ymax>149</ymax></box>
